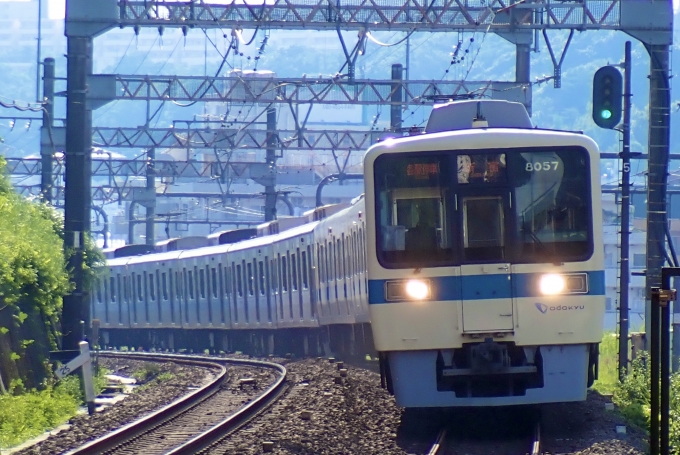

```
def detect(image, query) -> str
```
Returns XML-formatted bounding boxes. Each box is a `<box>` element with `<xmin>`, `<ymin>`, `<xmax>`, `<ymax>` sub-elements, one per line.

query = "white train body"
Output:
<box><xmin>364</xmin><ymin>101</ymin><xmax>604</xmax><ymax>407</ymax></box>
<box><xmin>93</xmin><ymin>201</ymin><xmax>372</xmax><ymax>355</ymax></box>
<box><xmin>92</xmin><ymin>100</ymin><xmax>604</xmax><ymax>408</ymax></box>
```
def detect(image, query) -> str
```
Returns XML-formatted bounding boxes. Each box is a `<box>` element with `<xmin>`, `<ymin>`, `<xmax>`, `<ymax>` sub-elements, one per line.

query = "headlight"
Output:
<box><xmin>385</xmin><ymin>279</ymin><xmax>431</xmax><ymax>301</ymax></box>
<box><xmin>405</xmin><ymin>279</ymin><xmax>430</xmax><ymax>300</ymax></box>
<box><xmin>539</xmin><ymin>274</ymin><xmax>566</xmax><ymax>295</ymax></box>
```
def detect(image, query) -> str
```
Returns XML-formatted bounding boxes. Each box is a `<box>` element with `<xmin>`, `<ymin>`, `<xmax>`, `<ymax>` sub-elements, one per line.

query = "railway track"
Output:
<box><xmin>426</xmin><ymin>407</ymin><xmax>542</xmax><ymax>455</ymax></box>
<box><xmin>64</xmin><ymin>352</ymin><xmax>286</xmax><ymax>455</ymax></box>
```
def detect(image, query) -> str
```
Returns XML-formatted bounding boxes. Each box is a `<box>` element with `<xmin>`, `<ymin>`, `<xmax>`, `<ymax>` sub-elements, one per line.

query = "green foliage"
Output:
<box><xmin>0</xmin><ymin>157</ymin><xmax>72</xmax><ymax>317</ymax></box>
<box><xmin>592</xmin><ymin>332</ymin><xmax>619</xmax><ymax>394</ymax></box>
<box><xmin>157</xmin><ymin>372</ymin><xmax>174</xmax><ymax>382</ymax></box>
<box><xmin>613</xmin><ymin>352</ymin><xmax>650</xmax><ymax>430</ymax></box>
<box><xmin>132</xmin><ymin>363</ymin><xmax>162</xmax><ymax>383</ymax></box>
<box><xmin>0</xmin><ymin>382</ymin><xmax>79</xmax><ymax>449</ymax></box>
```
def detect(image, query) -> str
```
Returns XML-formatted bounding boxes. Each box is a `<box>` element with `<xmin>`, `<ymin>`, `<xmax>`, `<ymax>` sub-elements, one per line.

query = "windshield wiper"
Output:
<box><xmin>521</xmin><ymin>222</ymin><xmax>548</xmax><ymax>253</ymax></box>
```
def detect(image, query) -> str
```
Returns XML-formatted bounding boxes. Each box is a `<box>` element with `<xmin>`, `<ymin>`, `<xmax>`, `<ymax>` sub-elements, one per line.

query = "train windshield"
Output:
<box><xmin>373</xmin><ymin>147</ymin><xmax>592</xmax><ymax>268</ymax></box>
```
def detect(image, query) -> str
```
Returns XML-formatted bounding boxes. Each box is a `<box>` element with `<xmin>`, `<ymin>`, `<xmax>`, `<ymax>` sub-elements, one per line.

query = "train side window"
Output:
<box><xmin>277</xmin><ymin>255</ymin><xmax>283</xmax><ymax>319</ymax></box>
<box><xmin>176</xmin><ymin>271</ymin><xmax>183</xmax><ymax>300</ymax></box>
<box><xmin>351</xmin><ymin>232</ymin><xmax>357</xmax><ymax>276</ymax></box>
<box><xmin>143</xmin><ymin>273</ymin><xmax>150</xmax><ymax>321</ymax></box>
<box><xmin>281</xmin><ymin>256</ymin><xmax>288</xmax><ymax>292</ymax></box>
<box><xmin>236</xmin><ymin>264</ymin><xmax>243</xmax><ymax>297</ymax></box>
<box><xmin>199</xmin><ymin>268</ymin><xmax>206</xmax><ymax>299</ymax></box>
<box><xmin>136</xmin><ymin>274</ymin><xmax>143</xmax><ymax>301</ymax></box>
<box><xmin>169</xmin><ymin>271</ymin><xmax>175</xmax><ymax>323</ymax></box>
<box><xmin>161</xmin><ymin>273</ymin><xmax>168</xmax><ymax>300</ymax></box>
<box><xmin>358</xmin><ymin>228</ymin><xmax>363</xmax><ymax>271</ymax></box>
<box><xmin>217</xmin><ymin>265</ymin><xmax>224</xmax><ymax>323</ymax></box>
<box><xmin>102</xmin><ymin>279</ymin><xmax>109</xmax><ymax>323</ymax></box>
<box><xmin>110</xmin><ymin>277</ymin><xmax>116</xmax><ymax>302</ymax></box>
<box><xmin>328</xmin><ymin>241</ymin><xmax>335</xmax><ymax>281</ymax></box>
<box><xmin>336</xmin><ymin>239</ymin><xmax>343</xmax><ymax>280</ymax></box>
<box><xmin>253</xmin><ymin>259</ymin><xmax>261</xmax><ymax>322</ymax></box>
<box><xmin>318</xmin><ymin>245</ymin><xmax>325</xmax><ymax>284</ymax></box>
<box><xmin>131</xmin><ymin>274</ymin><xmax>139</xmax><ymax>323</ymax></box>
<box><xmin>258</xmin><ymin>261</ymin><xmax>265</xmax><ymax>295</ymax></box>
<box><xmin>301</xmin><ymin>250</ymin><xmax>308</xmax><ymax>289</ymax></box>
<box><xmin>243</xmin><ymin>260</ymin><xmax>250</xmax><ymax>323</ymax></box>
<box><xmin>131</xmin><ymin>274</ymin><xmax>139</xmax><ymax>321</ymax></box>
<box><xmin>149</xmin><ymin>273</ymin><xmax>156</xmax><ymax>301</ymax></box>
<box><xmin>123</xmin><ymin>275</ymin><xmax>129</xmax><ymax>303</ymax></box>
<box><xmin>308</xmin><ymin>245</ymin><xmax>315</xmax><ymax>318</ymax></box>
<box><xmin>342</xmin><ymin>235</ymin><xmax>349</xmax><ymax>278</ymax></box>
<box><xmin>211</xmin><ymin>268</ymin><xmax>218</xmax><ymax>298</ymax></box>
<box><xmin>265</xmin><ymin>259</ymin><xmax>272</xmax><ymax>321</ymax></box>
<box><xmin>117</xmin><ymin>275</ymin><xmax>123</xmax><ymax>322</ymax></box>
<box><xmin>291</xmin><ymin>253</ymin><xmax>298</xmax><ymax>291</ymax></box>
<box><xmin>185</xmin><ymin>270</ymin><xmax>191</xmax><ymax>323</ymax></box>
<box><xmin>224</xmin><ymin>267</ymin><xmax>230</xmax><ymax>298</ymax></box>
<box><xmin>188</xmin><ymin>270</ymin><xmax>195</xmax><ymax>300</ymax></box>
<box><xmin>247</xmin><ymin>262</ymin><xmax>255</xmax><ymax>296</ymax></box>
<box><xmin>270</xmin><ymin>258</ymin><xmax>278</xmax><ymax>294</ymax></box>
<box><xmin>231</xmin><ymin>265</ymin><xmax>239</xmax><ymax>323</ymax></box>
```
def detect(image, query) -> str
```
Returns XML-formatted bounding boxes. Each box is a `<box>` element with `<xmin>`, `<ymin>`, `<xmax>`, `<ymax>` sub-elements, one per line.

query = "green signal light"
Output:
<box><xmin>600</xmin><ymin>109</ymin><xmax>613</xmax><ymax>120</ymax></box>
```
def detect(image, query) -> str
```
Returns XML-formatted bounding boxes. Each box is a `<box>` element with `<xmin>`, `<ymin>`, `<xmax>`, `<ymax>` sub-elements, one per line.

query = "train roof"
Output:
<box><xmin>106</xmin><ymin>218</ymin><xmax>321</xmax><ymax>268</ymax></box>
<box><xmin>426</xmin><ymin>100</ymin><xmax>532</xmax><ymax>133</ymax></box>
<box><xmin>366</xmin><ymin>127</ymin><xmax>599</xmax><ymax>159</ymax></box>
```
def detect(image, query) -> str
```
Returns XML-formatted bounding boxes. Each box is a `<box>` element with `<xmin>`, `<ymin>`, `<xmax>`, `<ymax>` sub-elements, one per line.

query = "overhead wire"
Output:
<box><xmin>172</xmin><ymin>31</ymin><xmax>236</xmax><ymax>108</ymax></box>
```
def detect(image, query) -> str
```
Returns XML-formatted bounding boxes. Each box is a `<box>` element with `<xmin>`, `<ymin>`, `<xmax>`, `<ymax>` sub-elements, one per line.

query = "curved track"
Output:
<box><xmin>64</xmin><ymin>352</ymin><xmax>286</xmax><ymax>455</ymax></box>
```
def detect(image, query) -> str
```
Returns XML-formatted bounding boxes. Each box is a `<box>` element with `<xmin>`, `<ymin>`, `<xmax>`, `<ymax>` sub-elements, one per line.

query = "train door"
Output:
<box><xmin>458</xmin><ymin>190</ymin><xmax>514</xmax><ymax>333</ymax></box>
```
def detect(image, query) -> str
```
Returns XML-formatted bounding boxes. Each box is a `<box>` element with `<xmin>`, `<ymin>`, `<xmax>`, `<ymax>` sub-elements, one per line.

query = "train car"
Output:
<box><xmin>92</xmin><ymin>99</ymin><xmax>604</xmax><ymax>410</ymax></box>
<box><xmin>364</xmin><ymin>100</ymin><xmax>605</xmax><ymax>407</ymax></box>
<box><xmin>93</xmin><ymin>199</ymin><xmax>372</xmax><ymax>356</ymax></box>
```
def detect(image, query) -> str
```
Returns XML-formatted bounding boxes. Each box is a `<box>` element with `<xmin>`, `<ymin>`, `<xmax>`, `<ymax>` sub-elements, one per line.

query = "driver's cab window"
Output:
<box><xmin>462</xmin><ymin>196</ymin><xmax>505</xmax><ymax>261</ymax></box>
<box><xmin>391</xmin><ymin>188</ymin><xmax>448</xmax><ymax>253</ymax></box>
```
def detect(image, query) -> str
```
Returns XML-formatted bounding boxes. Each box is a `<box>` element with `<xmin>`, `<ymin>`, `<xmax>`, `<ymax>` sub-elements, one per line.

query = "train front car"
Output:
<box><xmin>364</xmin><ymin>101</ymin><xmax>604</xmax><ymax>407</ymax></box>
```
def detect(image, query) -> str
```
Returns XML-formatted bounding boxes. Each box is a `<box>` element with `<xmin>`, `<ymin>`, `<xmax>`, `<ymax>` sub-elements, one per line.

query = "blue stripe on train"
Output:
<box><xmin>367</xmin><ymin>270</ymin><xmax>605</xmax><ymax>305</ymax></box>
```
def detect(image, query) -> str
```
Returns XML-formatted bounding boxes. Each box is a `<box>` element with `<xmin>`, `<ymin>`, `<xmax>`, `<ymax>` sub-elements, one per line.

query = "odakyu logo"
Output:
<box><xmin>535</xmin><ymin>302</ymin><xmax>584</xmax><ymax>314</ymax></box>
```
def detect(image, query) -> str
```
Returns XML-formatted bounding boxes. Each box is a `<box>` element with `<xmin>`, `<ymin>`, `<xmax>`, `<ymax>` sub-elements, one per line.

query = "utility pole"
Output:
<box><xmin>618</xmin><ymin>41</ymin><xmax>632</xmax><ymax>381</ymax></box>
<box><xmin>40</xmin><ymin>57</ymin><xmax>55</xmax><ymax>203</ymax></box>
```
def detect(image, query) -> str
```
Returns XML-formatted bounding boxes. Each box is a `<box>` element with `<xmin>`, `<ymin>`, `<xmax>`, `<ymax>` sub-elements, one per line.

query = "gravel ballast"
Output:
<box><xmin>10</xmin><ymin>355</ymin><xmax>649</xmax><ymax>455</ymax></box>
<box><xmin>204</xmin><ymin>357</ymin><xmax>649</xmax><ymax>455</ymax></box>
<box><xmin>12</xmin><ymin>357</ymin><xmax>216</xmax><ymax>455</ymax></box>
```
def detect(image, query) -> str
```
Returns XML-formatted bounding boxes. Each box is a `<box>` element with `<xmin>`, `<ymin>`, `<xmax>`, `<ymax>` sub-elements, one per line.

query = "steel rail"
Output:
<box><xmin>167</xmin><ymin>357</ymin><xmax>288</xmax><ymax>455</ymax></box>
<box><xmin>530</xmin><ymin>420</ymin><xmax>541</xmax><ymax>455</ymax></box>
<box><xmin>63</xmin><ymin>352</ymin><xmax>285</xmax><ymax>455</ymax></box>
<box><xmin>427</xmin><ymin>428</ymin><xmax>448</xmax><ymax>455</ymax></box>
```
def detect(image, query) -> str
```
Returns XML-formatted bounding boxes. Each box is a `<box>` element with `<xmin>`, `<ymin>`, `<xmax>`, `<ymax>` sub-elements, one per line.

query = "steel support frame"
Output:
<box><xmin>63</xmin><ymin>35</ymin><xmax>93</xmax><ymax>351</ymax></box>
<box><xmin>113</xmin><ymin>0</ymin><xmax>622</xmax><ymax>31</ymax></box>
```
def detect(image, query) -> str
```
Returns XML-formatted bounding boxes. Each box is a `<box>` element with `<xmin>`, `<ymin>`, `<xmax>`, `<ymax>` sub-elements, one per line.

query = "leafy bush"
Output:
<box><xmin>613</xmin><ymin>352</ymin><xmax>650</xmax><ymax>430</ymax></box>
<box><xmin>0</xmin><ymin>383</ymin><xmax>79</xmax><ymax>448</ymax></box>
<box><xmin>593</xmin><ymin>332</ymin><xmax>620</xmax><ymax>394</ymax></box>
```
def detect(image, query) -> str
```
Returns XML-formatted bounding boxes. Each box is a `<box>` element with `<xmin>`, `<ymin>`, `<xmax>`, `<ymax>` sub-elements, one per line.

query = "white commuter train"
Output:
<box><xmin>365</xmin><ymin>100</ymin><xmax>604</xmax><ymax>407</ymax></box>
<box><xmin>92</xmin><ymin>100</ymin><xmax>604</xmax><ymax>408</ymax></box>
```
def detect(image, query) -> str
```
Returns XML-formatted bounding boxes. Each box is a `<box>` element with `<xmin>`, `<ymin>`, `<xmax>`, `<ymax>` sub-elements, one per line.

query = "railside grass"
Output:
<box><xmin>593</xmin><ymin>331</ymin><xmax>619</xmax><ymax>394</ymax></box>
<box><xmin>0</xmin><ymin>377</ymin><xmax>80</xmax><ymax>449</ymax></box>
<box><xmin>0</xmin><ymin>368</ymin><xmax>109</xmax><ymax>449</ymax></box>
